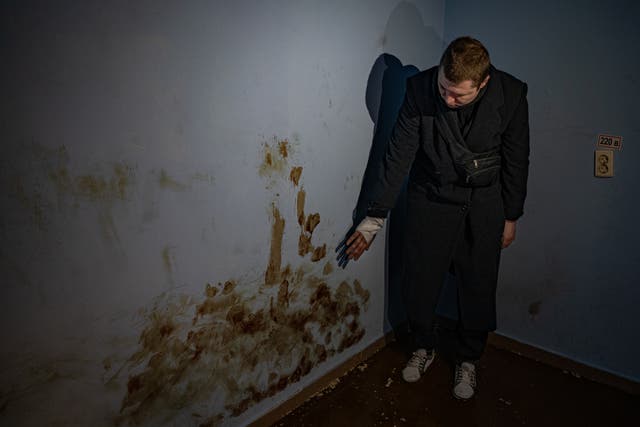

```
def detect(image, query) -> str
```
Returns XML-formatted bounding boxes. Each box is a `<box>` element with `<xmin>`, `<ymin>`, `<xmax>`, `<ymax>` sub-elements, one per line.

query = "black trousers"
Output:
<box><xmin>435</xmin><ymin>314</ymin><xmax>489</xmax><ymax>362</ymax></box>
<box><xmin>402</xmin><ymin>184</ymin><xmax>504</xmax><ymax>360</ymax></box>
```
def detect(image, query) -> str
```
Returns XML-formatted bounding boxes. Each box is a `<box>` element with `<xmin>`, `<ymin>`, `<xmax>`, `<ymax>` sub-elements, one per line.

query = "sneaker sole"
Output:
<box><xmin>452</xmin><ymin>387</ymin><xmax>476</xmax><ymax>400</ymax></box>
<box><xmin>401</xmin><ymin>357</ymin><xmax>435</xmax><ymax>383</ymax></box>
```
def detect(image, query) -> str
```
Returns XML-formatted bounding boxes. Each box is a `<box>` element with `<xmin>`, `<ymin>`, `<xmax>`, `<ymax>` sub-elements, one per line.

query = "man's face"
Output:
<box><xmin>437</xmin><ymin>68</ymin><xmax>489</xmax><ymax>108</ymax></box>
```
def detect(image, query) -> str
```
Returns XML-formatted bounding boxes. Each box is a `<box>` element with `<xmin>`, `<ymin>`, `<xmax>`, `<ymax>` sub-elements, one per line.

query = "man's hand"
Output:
<box><xmin>336</xmin><ymin>216</ymin><xmax>384</xmax><ymax>268</ymax></box>
<box><xmin>336</xmin><ymin>231</ymin><xmax>375</xmax><ymax>268</ymax></box>
<box><xmin>501</xmin><ymin>220</ymin><xmax>517</xmax><ymax>249</ymax></box>
<box><xmin>346</xmin><ymin>231</ymin><xmax>374</xmax><ymax>260</ymax></box>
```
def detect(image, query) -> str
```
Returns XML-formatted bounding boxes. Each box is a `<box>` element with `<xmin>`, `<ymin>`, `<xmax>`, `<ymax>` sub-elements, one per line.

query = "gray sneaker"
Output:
<box><xmin>453</xmin><ymin>361</ymin><xmax>477</xmax><ymax>400</ymax></box>
<box><xmin>401</xmin><ymin>349</ymin><xmax>435</xmax><ymax>382</ymax></box>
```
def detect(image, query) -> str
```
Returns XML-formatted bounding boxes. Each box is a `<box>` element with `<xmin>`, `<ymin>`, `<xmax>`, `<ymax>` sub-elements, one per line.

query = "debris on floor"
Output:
<box><xmin>274</xmin><ymin>339</ymin><xmax>637</xmax><ymax>426</ymax></box>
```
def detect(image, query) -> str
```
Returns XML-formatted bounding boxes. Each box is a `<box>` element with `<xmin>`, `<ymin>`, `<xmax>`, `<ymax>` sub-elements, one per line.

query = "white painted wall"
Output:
<box><xmin>0</xmin><ymin>1</ymin><xmax>444</xmax><ymax>425</ymax></box>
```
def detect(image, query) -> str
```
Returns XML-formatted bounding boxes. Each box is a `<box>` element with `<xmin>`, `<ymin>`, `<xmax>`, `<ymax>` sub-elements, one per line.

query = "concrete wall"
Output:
<box><xmin>444</xmin><ymin>0</ymin><xmax>640</xmax><ymax>381</ymax></box>
<box><xmin>0</xmin><ymin>1</ymin><xmax>444</xmax><ymax>425</ymax></box>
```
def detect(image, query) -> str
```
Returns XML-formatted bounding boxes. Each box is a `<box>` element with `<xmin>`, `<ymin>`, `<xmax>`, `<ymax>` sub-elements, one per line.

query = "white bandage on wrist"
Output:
<box><xmin>355</xmin><ymin>216</ymin><xmax>385</xmax><ymax>244</ymax></box>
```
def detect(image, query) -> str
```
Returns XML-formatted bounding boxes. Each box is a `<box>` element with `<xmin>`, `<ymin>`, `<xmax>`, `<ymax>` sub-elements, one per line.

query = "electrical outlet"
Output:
<box><xmin>595</xmin><ymin>150</ymin><xmax>614</xmax><ymax>177</ymax></box>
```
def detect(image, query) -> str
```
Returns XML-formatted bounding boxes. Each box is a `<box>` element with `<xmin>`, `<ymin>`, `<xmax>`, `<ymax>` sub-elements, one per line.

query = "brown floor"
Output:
<box><xmin>273</xmin><ymin>332</ymin><xmax>638</xmax><ymax>427</ymax></box>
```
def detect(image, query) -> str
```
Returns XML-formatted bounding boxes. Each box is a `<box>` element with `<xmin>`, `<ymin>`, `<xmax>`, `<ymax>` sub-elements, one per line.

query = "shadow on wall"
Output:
<box><xmin>380</xmin><ymin>1</ymin><xmax>443</xmax><ymax>67</ymax></box>
<box><xmin>353</xmin><ymin>54</ymin><xmax>418</xmax><ymax>333</ymax></box>
<box><xmin>351</xmin><ymin>2</ymin><xmax>444</xmax><ymax>335</ymax></box>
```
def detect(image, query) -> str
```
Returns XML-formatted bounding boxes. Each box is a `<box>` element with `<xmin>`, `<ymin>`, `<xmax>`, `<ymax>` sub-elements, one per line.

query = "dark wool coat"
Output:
<box><xmin>368</xmin><ymin>65</ymin><xmax>530</xmax><ymax>332</ymax></box>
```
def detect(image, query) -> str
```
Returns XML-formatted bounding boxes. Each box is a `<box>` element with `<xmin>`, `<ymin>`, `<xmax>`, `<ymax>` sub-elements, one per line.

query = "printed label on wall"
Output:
<box><xmin>596</xmin><ymin>134</ymin><xmax>623</xmax><ymax>151</ymax></box>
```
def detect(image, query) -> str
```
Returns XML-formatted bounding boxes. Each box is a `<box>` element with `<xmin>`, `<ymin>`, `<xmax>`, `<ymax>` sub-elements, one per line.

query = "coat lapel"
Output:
<box><xmin>465</xmin><ymin>65</ymin><xmax>504</xmax><ymax>151</ymax></box>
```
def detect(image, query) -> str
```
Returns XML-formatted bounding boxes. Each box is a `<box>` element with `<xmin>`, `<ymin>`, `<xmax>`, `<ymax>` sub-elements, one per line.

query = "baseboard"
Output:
<box><xmin>248</xmin><ymin>331</ymin><xmax>395</xmax><ymax>427</ymax></box>
<box><xmin>488</xmin><ymin>332</ymin><xmax>640</xmax><ymax>396</ymax></box>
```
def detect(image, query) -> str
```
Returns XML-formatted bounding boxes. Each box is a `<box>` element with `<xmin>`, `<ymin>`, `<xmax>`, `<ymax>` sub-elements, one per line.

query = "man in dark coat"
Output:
<box><xmin>340</xmin><ymin>36</ymin><xmax>529</xmax><ymax>399</ymax></box>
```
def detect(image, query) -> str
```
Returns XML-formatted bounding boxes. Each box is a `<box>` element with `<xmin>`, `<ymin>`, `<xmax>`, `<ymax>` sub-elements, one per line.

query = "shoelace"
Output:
<box><xmin>456</xmin><ymin>364</ymin><xmax>476</xmax><ymax>386</ymax></box>
<box><xmin>407</xmin><ymin>351</ymin><xmax>430</xmax><ymax>370</ymax></box>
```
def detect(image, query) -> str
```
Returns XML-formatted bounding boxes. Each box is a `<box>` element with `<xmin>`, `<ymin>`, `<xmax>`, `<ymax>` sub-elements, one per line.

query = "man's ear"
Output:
<box><xmin>479</xmin><ymin>74</ymin><xmax>490</xmax><ymax>89</ymax></box>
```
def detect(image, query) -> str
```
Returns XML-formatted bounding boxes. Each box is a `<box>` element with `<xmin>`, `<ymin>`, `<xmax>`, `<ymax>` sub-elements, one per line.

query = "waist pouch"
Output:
<box><xmin>453</xmin><ymin>147</ymin><xmax>501</xmax><ymax>187</ymax></box>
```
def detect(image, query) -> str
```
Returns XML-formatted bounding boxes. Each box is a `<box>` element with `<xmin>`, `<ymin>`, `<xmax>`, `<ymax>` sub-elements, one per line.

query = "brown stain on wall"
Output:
<box><xmin>49</xmin><ymin>163</ymin><xmax>134</xmax><ymax>202</ymax></box>
<box><xmin>323</xmin><ymin>262</ymin><xmax>334</xmax><ymax>276</ymax></box>
<box><xmin>159</xmin><ymin>169</ymin><xmax>188</xmax><ymax>191</ymax></box>
<box><xmin>296</xmin><ymin>190</ymin><xmax>306</xmax><ymax>226</ymax></box>
<box><xmin>298</xmin><ymin>234</ymin><xmax>313</xmax><ymax>257</ymax></box>
<box><xmin>296</xmin><ymin>191</ymin><xmax>326</xmax><ymax>263</ymax></box>
<box><xmin>265</xmin><ymin>205</ymin><xmax>285</xmax><ymax>286</ymax></box>
<box><xmin>311</xmin><ymin>245</ymin><xmax>327</xmax><ymax>262</ymax></box>
<box><xmin>290</xmin><ymin>166</ymin><xmax>303</xmax><ymax>186</ymax></box>
<box><xmin>3</xmin><ymin>146</ymin><xmax>135</xmax><ymax>235</ymax></box>
<box><xmin>259</xmin><ymin>138</ymin><xmax>291</xmax><ymax>178</ymax></box>
<box><xmin>75</xmin><ymin>175</ymin><xmax>108</xmax><ymax>199</ymax></box>
<box><xmin>353</xmin><ymin>279</ymin><xmax>370</xmax><ymax>307</ymax></box>
<box><xmin>118</xmin><ymin>139</ymin><xmax>368</xmax><ymax>424</ymax></box>
<box><xmin>6</xmin><ymin>145</ymin><xmax>134</xmax><ymax>233</ymax></box>
<box><xmin>278</xmin><ymin>140</ymin><xmax>289</xmax><ymax>158</ymax></box>
<box><xmin>162</xmin><ymin>246</ymin><xmax>174</xmax><ymax>276</ymax></box>
<box><xmin>119</xmin><ymin>271</ymin><xmax>369</xmax><ymax>425</ymax></box>
<box><xmin>113</xmin><ymin>164</ymin><xmax>129</xmax><ymax>199</ymax></box>
<box><xmin>305</xmin><ymin>213</ymin><xmax>321</xmax><ymax>234</ymax></box>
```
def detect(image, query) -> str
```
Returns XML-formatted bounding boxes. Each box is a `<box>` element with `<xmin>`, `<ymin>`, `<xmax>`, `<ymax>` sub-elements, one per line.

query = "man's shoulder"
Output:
<box><xmin>491</xmin><ymin>66</ymin><xmax>527</xmax><ymax>93</ymax></box>
<box><xmin>405</xmin><ymin>66</ymin><xmax>438</xmax><ymax>108</ymax></box>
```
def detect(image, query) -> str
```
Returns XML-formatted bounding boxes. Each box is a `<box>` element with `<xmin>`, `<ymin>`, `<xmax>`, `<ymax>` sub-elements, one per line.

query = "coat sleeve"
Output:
<box><xmin>366</xmin><ymin>80</ymin><xmax>422</xmax><ymax>218</ymax></box>
<box><xmin>500</xmin><ymin>83</ymin><xmax>530</xmax><ymax>221</ymax></box>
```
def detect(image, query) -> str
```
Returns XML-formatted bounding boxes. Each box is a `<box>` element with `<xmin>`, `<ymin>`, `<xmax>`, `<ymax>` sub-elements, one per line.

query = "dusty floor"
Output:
<box><xmin>273</xmin><ymin>329</ymin><xmax>637</xmax><ymax>427</ymax></box>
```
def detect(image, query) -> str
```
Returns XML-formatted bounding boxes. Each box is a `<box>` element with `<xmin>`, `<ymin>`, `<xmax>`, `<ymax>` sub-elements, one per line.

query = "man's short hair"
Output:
<box><xmin>439</xmin><ymin>36</ymin><xmax>490</xmax><ymax>88</ymax></box>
